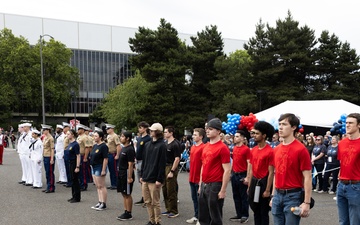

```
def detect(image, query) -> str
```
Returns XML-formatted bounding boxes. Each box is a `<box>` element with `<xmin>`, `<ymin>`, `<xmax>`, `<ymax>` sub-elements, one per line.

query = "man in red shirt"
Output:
<box><xmin>248</xmin><ymin>121</ymin><xmax>275</xmax><ymax>225</ymax></box>
<box><xmin>186</xmin><ymin>128</ymin><xmax>206</xmax><ymax>224</ymax></box>
<box><xmin>270</xmin><ymin>113</ymin><xmax>312</xmax><ymax>225</ymax></box>
<box><xmin>230</xmin><ymin>130</ymin><xmax>250</xmax><ymax>223</ymax></box>
<box><xmin>337</xmin><ymin>113</ymin><xmax>360</xmax><ymax>225</ymax></box>
<box><xmin>199</xmin><ymin>118</ymin><xmax>231</xmax><ymax>225</ymax></box>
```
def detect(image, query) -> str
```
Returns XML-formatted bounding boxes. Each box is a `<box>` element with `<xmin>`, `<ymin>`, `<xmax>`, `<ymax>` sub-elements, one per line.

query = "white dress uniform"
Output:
<box><xmin>55</xmin><ymin>131</ymin><xmax>67</xmax><ymax>183</ymax></box>
<box><xmin>30</xmin><ymin>136</ymin><xmax>43</xmax><ymax>188</ymax></box>
<box><xmin>18</xmin><ymin>127</ymin><xmax>32</xmax><ymax>184</ymax></box>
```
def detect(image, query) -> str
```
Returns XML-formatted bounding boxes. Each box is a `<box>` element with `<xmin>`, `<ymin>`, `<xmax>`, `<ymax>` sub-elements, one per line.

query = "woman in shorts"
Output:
<box><xmin>116</xmin><ymin>131</ymin><xmax>135</xmax><ymax>221</ymax></box>
<box><xmin>90</xmin><ymin>131</ymin><xmax>109</xmax><ymax>211</ymax></box>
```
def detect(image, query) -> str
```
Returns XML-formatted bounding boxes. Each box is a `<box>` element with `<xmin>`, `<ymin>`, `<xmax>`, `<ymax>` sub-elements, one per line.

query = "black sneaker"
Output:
<box><xmin>91</xmin><ymin>202</ymin><xmax>101</xmax><ymax>209</ymax></box>
<box><xmin>117</xmin><ymin>211</ymin><xmax>133</xmax><ymax>221</ymax></box>
<box><xmin>230</xmin><ymin>216</ymin><xmax>241</xmax><ymax>222</ymax></box>
<box><xmin>134</xmin><ymin>198</ymin><xmax>144</xmax><ymax>205</ymax></box>
<box><xmin>96</xmin><ymin>202</ymin><xmax>107</xmax><ymax>211</ymax></box>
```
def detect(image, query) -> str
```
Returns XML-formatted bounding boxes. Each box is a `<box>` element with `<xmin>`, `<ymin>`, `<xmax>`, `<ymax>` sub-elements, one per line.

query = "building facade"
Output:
<box><xmin>1</xmin><ymin>12</ymin><xmax>245</xmax><ymax>124</ymax></box>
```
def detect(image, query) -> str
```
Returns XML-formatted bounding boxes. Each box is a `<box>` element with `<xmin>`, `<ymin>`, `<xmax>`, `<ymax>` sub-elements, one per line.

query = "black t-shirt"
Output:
<box><xmin>90</xmin><ymin>143</ymin><xmax>109</xmax><ymax>166</ymax></box>
<box><xmin>136</xmin><ymin>135</ymin><xmax>151</xmax><ymax>160</ymax></box>
<box><xmin>165</xmin><ymin>139</ymin><xmax>181</xmax><ymax>164</ymax></box>
<box><xmin>118</xmin><ymin>145</ymin><xmax>135</xmax><ymax>171</ymax></box>
<box><xmin>313</xmin><ymin>144</ymin><xmax>326</xmax><ymax>165</ymax></box>
<box><xmin>66</xmin><ymin>141</ymin><xmax>80</xmax><ymax>161</ymax></box>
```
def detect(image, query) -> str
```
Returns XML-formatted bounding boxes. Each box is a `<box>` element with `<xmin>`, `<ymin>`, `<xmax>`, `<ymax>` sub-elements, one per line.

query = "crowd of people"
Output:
<box><xmin>3</xmin><ymin>112</ymin><xmax>360</xmax><ymax>225</ymax></box>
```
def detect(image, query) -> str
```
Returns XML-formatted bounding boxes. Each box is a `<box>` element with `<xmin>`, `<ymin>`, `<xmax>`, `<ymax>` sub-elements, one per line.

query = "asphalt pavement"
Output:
<box><xmin>0</xmin><ymin>147</ymin><xmax>339</xmax><ymax>225</ymax></box>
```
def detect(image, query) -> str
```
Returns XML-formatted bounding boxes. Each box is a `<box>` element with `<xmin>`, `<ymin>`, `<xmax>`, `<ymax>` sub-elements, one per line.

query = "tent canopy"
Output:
<box><xmin>255</xmin><ymin>100</ymin><xmax>360</xmax><ymax>128</ymax></box>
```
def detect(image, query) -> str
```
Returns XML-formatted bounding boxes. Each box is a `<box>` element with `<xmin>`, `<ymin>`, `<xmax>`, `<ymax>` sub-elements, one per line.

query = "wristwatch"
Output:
<box><xmin>170</xmin><ymin>170</ymin><xmax>175</xmax><ymax>173</ymax></box>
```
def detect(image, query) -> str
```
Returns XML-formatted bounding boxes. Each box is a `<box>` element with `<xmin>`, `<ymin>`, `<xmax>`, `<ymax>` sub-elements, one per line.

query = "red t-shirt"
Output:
<box><xmin>274</xmin><ymin>139</ymin><xmax>311</xmax><ymax>189</ymax></box>
<box><xmin>201</xmin><ymin>140</ymin><xmax>230</xmax><ymax>183</ymax></box>
<box><xmin>189</xmin><ymin>143</ymin><xmax>205</xmax><ymax>183</ymax></box>
<box><xmin>250</xmin><ymin>144</ymin><xmax>274</xmax><ymax>179</ymax></box>
<box><xmin>338</xmin><ymin>138</ymin><xmax>360</xmax><ymax>180</ymax></box>
<box><xmin>232</xmin><ymin>145</ymin><xmax>250</xmax><ymax>173</ymax></box>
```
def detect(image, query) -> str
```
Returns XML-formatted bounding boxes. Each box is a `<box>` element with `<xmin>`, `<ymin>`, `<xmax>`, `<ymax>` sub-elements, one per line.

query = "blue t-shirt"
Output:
<box><xmin>136</xmin><ymin>135</ymin><xmax>151</xmax><ymax>160</ymax></box>
<box><xmin>313</xmin><ymin>144</ymin><xmax>326</xmax><ymax>165</ymax></box>
<box><xmin>66</xmin><ymin>141</ymin><xmax>80</xmax><ymax>161</ymax></box>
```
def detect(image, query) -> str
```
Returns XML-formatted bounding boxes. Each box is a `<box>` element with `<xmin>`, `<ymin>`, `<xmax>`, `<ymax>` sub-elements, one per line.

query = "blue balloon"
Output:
<box><xmin>299</xmin><ymin>124</ymin><xmax>303</xmax><ymax>129</ymax></box>
<box><xmin>227</xmin><ymin>113</ymin><xmax>231</xmax><ymax>118</ymax></box>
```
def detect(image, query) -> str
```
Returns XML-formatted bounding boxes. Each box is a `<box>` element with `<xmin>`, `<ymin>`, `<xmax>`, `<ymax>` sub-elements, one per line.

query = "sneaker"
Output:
<box><xmin>91</xmin><ymin>202</ymin><xmax>101</xmax><ymax>209</ymax></box>
<box><xmin>313</xmin><ymin>189</ymin><xmax>317</xmax><ymax>192</ymax></box>
<box><xmin>168</xmin><ymin>213</ymin><xmax>179</xmax><ymax>218</ymax></box>
<box><xmin>240</xmin><ymin>217</ymin><xmax>249</xmax><ymax>223</ymax></box>
<box><xmin>333</xmin><ymin>197</ymin><xmax>337</xmax><ymax>200</ymax></box>
<box><xmin>145</xmin><ymin>222</ymin><xmax>154</xmax><ymax>225</ymax></box>
<box><xmin>96</xmin><ymin>202</ymin><xmax>107</xmax><ymax>211</ymax></box>
<box><xmin>161</xmin><ymin>211</ymin><xmax>170</xmax><ymax>216</ymax></box>
<box><xmin>134</xmin><ymin>198</ymin><xmax>144</xmax><ymax>205</ymax></box>
<box><xmin>317</xmin><ymin>190</ymin><xmax>324</xmax><ymax>194</ymax></box>
<box><xmin>117</xmin><ymin>211</ymin><xmax>133</xmax><ymax>221</ymax></box>
<box><xmin>186</xmin><ymin>217</ymin><xmax>198</xmax><ymax>224</ymax></box>
<box><xmin>230</xmin><ymin>216</ymin><xmax>241</xmax><ymax>222</ymax></box>
<box><xmin>329</xmin><ymin>191</ymin><xmax>335</xmax><ymax>195</ymax></box>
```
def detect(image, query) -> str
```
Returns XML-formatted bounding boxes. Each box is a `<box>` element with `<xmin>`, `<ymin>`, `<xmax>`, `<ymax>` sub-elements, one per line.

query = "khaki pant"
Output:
<box><xmin>142</xmin><ymin>181</ymin><xmax>162</xmax><ymax>224</ymax></box>
<box><xmin>163</xmin><ymin>165</ymin><xmax>178</xmax><ymax>214</ymax></box>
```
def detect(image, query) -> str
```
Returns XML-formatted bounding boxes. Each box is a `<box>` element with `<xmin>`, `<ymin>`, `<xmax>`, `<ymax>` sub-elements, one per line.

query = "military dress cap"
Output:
<box><xmin>23</xmin><ymin>123</ymin><xmax>32</xmax><ymax>127</ymax></box>
<box><xmin>62</xmin><ymin>122</ymin><xmax>71</xmax><ymax>128</ymax></box>
<box><xmin>94</xmin><ymin>127</ymin><xmax>102</xmax><ymax>132</ymax></box>
<box><xmin>105</xmin><ymin>124</ymin><xmax>116</xmax><ymax>129</ymax></box>
<box><xmin>84</xmin><ymin>126</ymin><xmax>92</xmax><ymax>131</ymax></box>
<box><xmin>56</xmin><ymin>124</ymin><xmax>64</xmax><ymax>129</ymax></box>
<box><xmin>76</xmin><ymin>124</ymin><xmax>87</xmax><ymax>130</ymax></box>
<box><xmin>18</xmin><ymin>123</ymin><xmax>24</xmax><ymax>128</ymax></box>
<box><xmin>41</xmin><ymin>124</ymin><xmax>52</xmax><ymax>130</ymax></box>
<box><xmin>32</xmin><ymin>129</ymin><xmax>41</xmax><ymax>135</ymax></box>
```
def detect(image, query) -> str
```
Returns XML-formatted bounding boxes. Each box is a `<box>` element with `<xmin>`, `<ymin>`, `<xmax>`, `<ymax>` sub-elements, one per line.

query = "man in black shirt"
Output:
<box><xmin>162</xmin><ymin>126</ymin><xmax>181</xmax><ymax>218</ymax></box>
<box><xmin>134</xmin><ymin>121</ymin><xmax>151</xmax><ymax>206</ymax></box>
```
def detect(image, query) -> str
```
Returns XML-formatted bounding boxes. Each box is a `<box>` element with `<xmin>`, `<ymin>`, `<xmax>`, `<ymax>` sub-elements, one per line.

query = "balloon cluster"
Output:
<box><xmin>222</xmin><ymin>114</ymin><xmax>241</xmax><ymax>134</ymax></box>
<box><xmin>298</xmin><ymin>124</ymin><xmax>304</xmax><ymax>133</ymax></box>
<box><xmin>330</xmin><ymin>114</ymin><xmax>347</xmax><ymax>134</ymax></box>
<box><xmin>222</xmin><ymin>113</ymin><xmax>259</xmax><ymax>134</ymax></box>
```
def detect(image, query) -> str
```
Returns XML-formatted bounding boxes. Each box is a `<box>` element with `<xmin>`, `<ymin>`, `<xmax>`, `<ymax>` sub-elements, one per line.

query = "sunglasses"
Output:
<box><xmin>316</xmin><ymin>139</ymin><xmax>321</xmax><ymax>141</ymax></box>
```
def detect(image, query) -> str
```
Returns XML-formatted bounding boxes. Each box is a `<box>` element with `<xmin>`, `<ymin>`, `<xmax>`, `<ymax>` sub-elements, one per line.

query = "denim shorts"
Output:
<box><xmin>91</xmin><ymin>164</ymin><xmax>106</xmax><ymax>176</ymax></box>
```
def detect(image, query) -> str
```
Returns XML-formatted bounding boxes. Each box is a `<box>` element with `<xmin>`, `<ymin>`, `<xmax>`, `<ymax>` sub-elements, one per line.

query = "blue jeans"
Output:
<box><xmin>231</xmin><ymin>172</ymin><xmax>249</xmax><ymax>218</ymax></box>
<box><xmin>271</xmin><ymin>190</ymin><xmax>302</xmax><ymax>225</ymax></box>
<box><xmin>43</xmin><ymin>157</ymin><xmax>55</xmax><ymax>191</ymax></box>
<box><xmin>107</xmin><ymin>153</ymin><xmax>118</xmax><ymax>187</ymax></box>
<box><xmin>337</xmin><ymin>181</ymin><xmax>360</xmax><ymax>225</ymax></box>
<box><xmin>189</xmin><ymin>182</ymin><xmax>199</xmax><ymax>218</ymax></box>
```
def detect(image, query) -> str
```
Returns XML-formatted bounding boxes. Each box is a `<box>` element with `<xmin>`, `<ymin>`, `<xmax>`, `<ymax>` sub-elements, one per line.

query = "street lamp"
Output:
<box><xmin>40</xmin><ymin>34</ymin><xmax>54</xmax><ymax>124</ymax></box>
<box><xmin>257</xmin><ymin>90</ymin><xmax>265</xmax><ymax>111</ymax></box>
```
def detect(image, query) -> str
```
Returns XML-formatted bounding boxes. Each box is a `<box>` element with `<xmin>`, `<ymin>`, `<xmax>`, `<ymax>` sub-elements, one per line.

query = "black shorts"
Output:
<box><xmin>117</xmin><ymin>170</ymin><xmax>135</xmax><ymax>195</ymax></box>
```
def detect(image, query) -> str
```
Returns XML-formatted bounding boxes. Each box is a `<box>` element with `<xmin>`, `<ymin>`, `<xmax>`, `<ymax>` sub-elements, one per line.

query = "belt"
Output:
<box><xmin>233</xmin><ymin>171</ymin><xmax>247</xmax><ymax>175</ymax></box>
<box><xmin>276</xmin><ymin>188</ymin><xmax>302</xmax><ymax>194</ymax></box>
<box><xmin>340</xmin><ymin>179</ymin><xmax>360</xmax><ymax>185</ymax></box>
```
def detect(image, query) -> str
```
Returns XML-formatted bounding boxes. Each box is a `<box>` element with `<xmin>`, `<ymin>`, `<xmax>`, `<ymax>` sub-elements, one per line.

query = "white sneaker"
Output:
<box><xmin>317</xmin><ymin>190</ymin><xmax>324</xmax><ymax>194</ymax></box>
<box><xmin>328</xmin><ymin>191</ymin><xmax>335</xmax><ymax>195</ymax></box>
<box><xmin>333</xmin><ymin>197</ymin><xmax>337</xmax><ymax>200</ymax></box>
<box><xmin>186</xmin><ymin>217</ymin><xmax>198</xmax><ymax>224</ymax></box>
<box><xmin>196</xmin><ymin>221</ymin><xmax>200</xmax><ymax>225</ymax></box>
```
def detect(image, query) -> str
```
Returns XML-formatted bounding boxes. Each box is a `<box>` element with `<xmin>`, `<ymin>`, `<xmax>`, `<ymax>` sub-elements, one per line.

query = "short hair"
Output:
<box><xmin>95</xmin><ymin>131</ymin><xmax>105</xmax><ymax>141</ymax></box>
<box><xmin>347</xmin><ymin>113</ymin><xmax>360</xmax><ymax>125</ymax></box>
<box><xmin>153</xmin><ymin>130</ymin><xmax>164</xmax><ymax>139</ymax></box>
<box><xmin>193</xmin><ymin>128</ymin><xmax>205</xmax><ymax>138</ymax></box>
<box><xmin>278</xmin><ymin>113</ymin><xmax>300</xmax><ymax>135</ymax></box>
<box><xmin>165</xmin><ymin>126</ymin><xmax>175</xmax><ymax>134</ymax></box>
<box><xmin>235</xmin><ymin>130</ymin><xmax>246</xmax><ymax>137</ymax></box>
<box><xmin>254</xmin><ymin>121</ymin><xmax>275</xmax><ymax>142</ymax></box>
<box><xmin>138</xmin><ymin>121</ymin><xmax>149</xmax><ymax>128</ymax></box>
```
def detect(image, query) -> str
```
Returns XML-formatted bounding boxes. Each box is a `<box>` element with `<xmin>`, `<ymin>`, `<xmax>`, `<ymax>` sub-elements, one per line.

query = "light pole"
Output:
<box><xmin>40</xmin><ymin>34</ymin><xmax>54</xmax><ymax>124</ymax></box>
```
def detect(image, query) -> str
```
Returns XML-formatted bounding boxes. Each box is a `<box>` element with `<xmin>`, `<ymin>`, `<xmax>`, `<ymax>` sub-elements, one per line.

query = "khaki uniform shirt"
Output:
<box><xmin>77</xmin><ymin>133</ymin><xmax>93</xmax><ymax>155</ymax></box>
<box><xmin>64</xmin><ymin>135</ymin><xmax>70</xmax><ymax>150</ymax></box>
<box><xmin>106</xmin><ymin>133</ymin><xmax>120</xmax><ymax>154</ymax></box>
<box><xmin>43</xmin><ymin>134</ymin><xmax>54</xmax><ymax>157</ymax></box>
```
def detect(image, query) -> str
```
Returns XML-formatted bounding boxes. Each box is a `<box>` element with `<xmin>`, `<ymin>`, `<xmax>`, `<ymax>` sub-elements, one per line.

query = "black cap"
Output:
<box><xmin>207</xmin><ymin>118</ymin><xmax>222</xmax><ymax>131</ymax></box>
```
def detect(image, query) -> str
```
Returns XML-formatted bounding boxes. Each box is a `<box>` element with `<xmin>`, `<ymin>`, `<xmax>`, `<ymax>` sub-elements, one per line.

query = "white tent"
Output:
<box><xmin>255</xmin><ymin>100</ymin><xmax>360</xmax><ymax>128</ymax></box>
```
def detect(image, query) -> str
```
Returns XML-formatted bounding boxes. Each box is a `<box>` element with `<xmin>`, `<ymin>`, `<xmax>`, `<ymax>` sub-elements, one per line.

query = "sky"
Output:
<box><xmin>2</xmin><ymin>0</ymin><xmax>360</xmax><ymax>53</ymax></box>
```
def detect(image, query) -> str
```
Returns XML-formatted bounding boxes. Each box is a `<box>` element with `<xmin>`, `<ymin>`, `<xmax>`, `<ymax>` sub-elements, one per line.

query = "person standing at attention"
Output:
<box><xmin>41</xmin><ymin>124</ymin><xmax>56</xmax><ymax>193</ymax></box>
<box><xmin>270</xmin><ymin>113</ymin><xmax>312</xmax><ymax>225</ymax></box>
<box><xmin>337</xmin><ymin>113</ymin><xmax>360</xmax><ymax>225</ymax></box>
<box><xmin>230</xmin><ymin>130</ymin><xmax>250</xmax><ymax>223</ymax></box>
<box><xmin>105</xmin><ymin>124</ymin><xmax>121</xmax><ymax>190</ymax></box>
<box><xmin>162</xmin><ymin>126</ymin><xmax>181</xmax><ymax>218</ymax></box>
<box><xmin>186</xmin><ymin>128</ymin><xmax>206</xmax><ymax>224</ymax></box>
<box><xmin>198</xmin><ymin>118</ymin><xmax>231</xmax><ymax>225</ymax></box>
<box><xmin>140</xmin><ymin>123</ymin><xmax>166</xmax><ymax>225</ymax></box>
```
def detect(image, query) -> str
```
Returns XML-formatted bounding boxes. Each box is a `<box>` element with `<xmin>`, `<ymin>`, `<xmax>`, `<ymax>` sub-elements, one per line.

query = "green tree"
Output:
<box><xmin>244</xmin><ymin>12</ymin><xmax>317</xmax><ymax>109</ymax></box>
<box><xmin>0</xmin><ymin>28</ymin><xmax>80</xmax><ymax>122</ymax></box>
<box><xmin>129</xmin><ymin>19</ymin><xmax>197</xmax><ymax>132</ymax></box>
<box><xmin>101</xmin><ymin>71</ymin><xmax>153</xmax><ymax>131</ymax></box>
<box><xmin>210</xmin><ymin>50</ymin><xmax>257</xmax><ymax>118</ymax></box>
